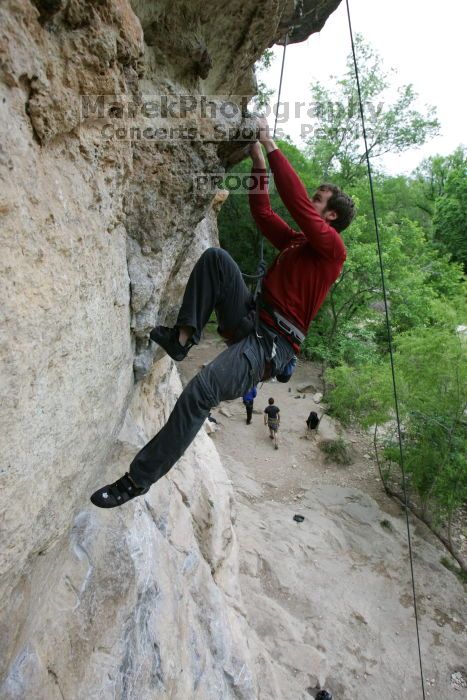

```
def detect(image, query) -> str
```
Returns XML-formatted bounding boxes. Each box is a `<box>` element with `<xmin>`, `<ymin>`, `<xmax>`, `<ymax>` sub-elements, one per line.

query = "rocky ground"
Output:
<box><xmin>180</xmin><ymin>335</ymin><xmax>467</xmax><ymax>700</ymax></box>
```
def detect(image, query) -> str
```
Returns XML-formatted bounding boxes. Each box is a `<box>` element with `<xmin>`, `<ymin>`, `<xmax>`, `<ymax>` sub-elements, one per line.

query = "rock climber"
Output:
<box><xmin>242</xmin><ymin>385</ymin><xmax>257</xmax><ymax>425</ymax></box>
<box><xmin>90</xmin><ymin>116</ymin><xmax>355</xmax><ymax>507</ymax></box>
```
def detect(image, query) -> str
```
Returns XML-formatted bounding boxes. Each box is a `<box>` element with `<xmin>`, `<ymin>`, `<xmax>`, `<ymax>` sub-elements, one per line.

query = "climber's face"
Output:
<box><xmin>311</xmin><ymin>187</ymin><xmax>337</xmax><ymax>224</ymax></box>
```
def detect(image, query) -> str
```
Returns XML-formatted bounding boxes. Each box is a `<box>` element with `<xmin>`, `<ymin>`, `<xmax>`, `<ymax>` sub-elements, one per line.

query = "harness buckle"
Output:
<box><xmin>276</xmin><ymin>317</ymin><xmax>294</xmax><ymax>336</ymax></box>
<box><xmin>274</xmin><ymin>313</ymin><xmax>305</xmax><ymax>344</ymax></box>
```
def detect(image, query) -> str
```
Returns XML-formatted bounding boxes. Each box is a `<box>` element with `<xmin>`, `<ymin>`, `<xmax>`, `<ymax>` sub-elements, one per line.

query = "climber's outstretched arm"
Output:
<box><xmin>256</xmin><ymin>118</ymin><xmax>346</xmax><ymax>261</ymax></box>
<box><xmin>248</xmin><ymin>142</ymin><xmax>302</xmax><ymax>252</ymax></box>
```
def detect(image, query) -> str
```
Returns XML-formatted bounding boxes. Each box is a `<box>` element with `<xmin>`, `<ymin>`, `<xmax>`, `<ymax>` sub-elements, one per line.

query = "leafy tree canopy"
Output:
<box><xmin>303</xmin><ymin>34</ymin><xmax>440</xmax><ymax>184</ymax></box>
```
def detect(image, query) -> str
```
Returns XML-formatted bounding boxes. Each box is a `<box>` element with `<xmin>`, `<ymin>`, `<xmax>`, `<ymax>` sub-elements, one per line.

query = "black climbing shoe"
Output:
<box><xmin>90</xmin><ymin>472</ymin><xmax>149</xmax><ymax>508</ymax></box>
<box><xmin>315</xmin><ymin>691</ymin><xmax>333</xmax><ymax>700</ymax></box>
<box><xmin>149</xmin><ymin>325</ymin><xmax>193</xmax><ymax>362</ymax></box>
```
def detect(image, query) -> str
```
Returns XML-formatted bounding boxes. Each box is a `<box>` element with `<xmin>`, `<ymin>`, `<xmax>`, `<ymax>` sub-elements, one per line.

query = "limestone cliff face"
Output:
<box><xmin>0</xmin><ymin>1</ymin><xmax>339</xmax><ymax>696</ymax></box>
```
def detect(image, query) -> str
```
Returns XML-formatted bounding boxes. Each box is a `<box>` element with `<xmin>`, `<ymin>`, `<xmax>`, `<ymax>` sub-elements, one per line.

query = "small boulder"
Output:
<box><xmin>204</xmin><ymin>419</ymin><xmax>217</xmax><ymax>435</ymax></box>
<box><xmin>297</xmin><ymin>383</ymin><xmax>316</xmax><ymax>393</ymax></box>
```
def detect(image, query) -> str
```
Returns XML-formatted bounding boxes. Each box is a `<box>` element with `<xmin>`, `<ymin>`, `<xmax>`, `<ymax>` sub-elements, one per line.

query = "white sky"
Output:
<box><xmin>260</xmin><ymin>0</ymin><xmax>466</xmax><ymax>175</ymax></box>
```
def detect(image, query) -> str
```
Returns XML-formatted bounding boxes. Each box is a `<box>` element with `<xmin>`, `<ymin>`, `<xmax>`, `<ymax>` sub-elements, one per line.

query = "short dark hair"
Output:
<box><xmin>268</xmin><ymin>397</ymin><xmax>274</xmax><ymax>405</ymax></box>
<box><xmin>319</xmin><ymin>184</ymin><xmax>356</xmax><ymax>232</ymax></box>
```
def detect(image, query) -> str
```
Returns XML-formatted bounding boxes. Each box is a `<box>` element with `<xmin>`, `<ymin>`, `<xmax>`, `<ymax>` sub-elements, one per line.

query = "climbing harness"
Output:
<box><xmin>345</xmin><ymin>1</ymin><xmax>426</xmax><ymax>697</ymax></box>
<box><xmin>258</xmin><ymin>295</ymin><xmax>305</xmax><ymax>345</ymax></box>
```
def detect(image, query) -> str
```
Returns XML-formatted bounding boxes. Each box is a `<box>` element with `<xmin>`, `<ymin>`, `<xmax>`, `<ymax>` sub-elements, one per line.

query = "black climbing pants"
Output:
<box><xmin>244</xmin><ymin>400</ymin><xmax>254</xmax><ymax>423</ymax></box>
<box><xmin>129</xmin><ymin>247</ymin><xmax>294</xmax><ymax>488</ymax></box>
<box><xmin>243</xmin><ymin>401</ymin><xmax>253</xmax><ymax>423</ymax></box>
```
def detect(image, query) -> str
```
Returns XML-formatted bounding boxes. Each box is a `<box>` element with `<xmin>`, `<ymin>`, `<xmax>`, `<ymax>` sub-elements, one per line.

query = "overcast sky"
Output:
<box><xmin>260</xmin><ymin>0</ymin><xmax>466</xmax><ymax>175</ymax></box>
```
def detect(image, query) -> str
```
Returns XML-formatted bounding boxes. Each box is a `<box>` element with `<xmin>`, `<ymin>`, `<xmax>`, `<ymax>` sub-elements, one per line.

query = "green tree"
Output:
<box><xmin>303</xmin><ymin>213</ymin><xmax>465</xmax><ymax>366</ymax></box>
<box><xmin>413</xmin><ymin>147</ymin><xmax>466</xmax><ymax>209</ymax></box>
<box><xmin>432</xmin><ymin>148</ymin><xmax>467</xmax><ymax>270</ymax></box>
<box><xmin>326</xmin><ymin>326</ymin><xmax>467</xmax><ymax>560</ymax></box>
<box><xmin>304</xmin><ymin>34</ymin><xmax>440</xmax><ymax>183</ymax></box>
<box><xmin>251</xmin><ymin>49</ymin><xmax>275</xmax><ymax>111</ymax></box>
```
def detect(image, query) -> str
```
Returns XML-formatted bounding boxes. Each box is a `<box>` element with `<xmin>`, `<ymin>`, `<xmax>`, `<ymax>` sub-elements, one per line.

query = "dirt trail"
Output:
<box><xmin>180</xmin><ymin>337</ymin><xmax>466</xmax><ymax>700</ymax></box>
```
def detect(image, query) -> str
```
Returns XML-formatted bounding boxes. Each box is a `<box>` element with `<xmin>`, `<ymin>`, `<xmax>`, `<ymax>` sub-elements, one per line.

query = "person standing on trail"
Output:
<box><xmin>90</xmin><ymin>115</ymin><xmax>355</xmax><ymax>508</ymax></box>
<box><xmin>264</xmin><ymin>397</ymin><xmax>280</xmax><ymax>449</ymax></box>
<box><xmin>242</xmin><ymin>385</ymin><xmax>257</xmax><ymax>425</ymax></box>
<box><xmin>306</xmin><ymin>410</ymin><xmax>320</xmax><ymax>432</ymax></box>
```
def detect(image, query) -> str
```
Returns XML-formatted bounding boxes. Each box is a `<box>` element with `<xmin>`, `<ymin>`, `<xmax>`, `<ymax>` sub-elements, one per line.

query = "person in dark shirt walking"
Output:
<box><xmin>90</xmin><ymin>116</ymin><xmax>355</xmax><ymax>508</ymax></box>
<box><xmin>264</xmin><ymin>397</ymin><xmax>280</xmax><ymax>449</ymax></box>
<box><xmin>242</xmin><ymin>385</ymin><xmax>257</xmax><ymax>424</ymax></box>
